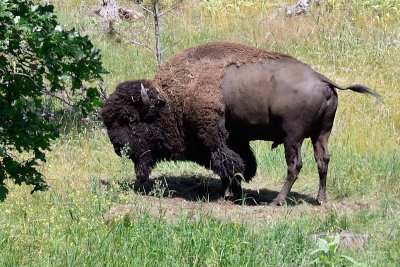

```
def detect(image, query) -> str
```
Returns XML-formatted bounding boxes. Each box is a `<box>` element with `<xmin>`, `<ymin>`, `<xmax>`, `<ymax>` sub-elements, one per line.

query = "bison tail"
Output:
<box><xmin>318</xmin><ymin>73</ymin><xmax>381</xmax><ymax>99</ymax></box>
<box><xmin>345</xmin><ymin>84</ymin><xmax>381</xmax><ymax>99</ymax></box>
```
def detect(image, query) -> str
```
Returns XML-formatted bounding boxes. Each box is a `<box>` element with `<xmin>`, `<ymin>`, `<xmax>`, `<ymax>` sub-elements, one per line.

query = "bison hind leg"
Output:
<box><xmin>312</xmin><ymin>131</ymin><xmax>331</xmax><ymax>205</ymax></box>
<box><xmin>271</xmin><ymin>139</ymin><xmax>304</xmax><ymax>206</ymax></box>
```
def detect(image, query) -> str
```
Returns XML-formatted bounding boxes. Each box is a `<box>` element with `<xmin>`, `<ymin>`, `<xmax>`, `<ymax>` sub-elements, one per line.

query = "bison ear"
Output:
<box><xmin>139</xmin><ymin>83</ymin><xmax>150</xmax><ymax>114</ymax></box>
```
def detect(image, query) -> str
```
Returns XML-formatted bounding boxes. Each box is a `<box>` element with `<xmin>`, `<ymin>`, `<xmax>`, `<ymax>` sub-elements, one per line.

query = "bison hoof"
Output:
<box><xmin>270</xmin><ymin>198</ymin><xmax>286</xmax><ymax>206</ymax></box>
<box><xmin>223</xmin><ymin>188</ymin><xmax>243</xmax><ymax>203</ymax></box>
<box><xmin>132</xmin><ymin>178</ymin><xmax>150</xmax><ymax>186</ymax></box>
<box><xmin>135</xmin><ymin>177</ymin><xmax>149</xmax><ymax>184</ymax></box>
<box><xmin>316</xmin><ymin>198</ymin><xmax>327</xmax><ymax>205</ymax></box>
<box><xmin>224</xmin><ymin>191</ymin><xmax>243</xmax><ymax>202</ymax></box>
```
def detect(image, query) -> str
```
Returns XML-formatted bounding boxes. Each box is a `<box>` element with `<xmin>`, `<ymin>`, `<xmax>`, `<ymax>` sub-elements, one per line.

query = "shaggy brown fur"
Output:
<box><xmin>100</xmin><ymin>79</ymin><xmax>184</xmax><ymax>180</ymax></box>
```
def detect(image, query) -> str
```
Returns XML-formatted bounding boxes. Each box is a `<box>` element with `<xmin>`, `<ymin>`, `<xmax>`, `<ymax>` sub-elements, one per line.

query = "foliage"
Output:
<box><xmin>310</xmin><ymin>235</ymin><xmax>360</xmax><ymax>266</ymax></box>
<box><xmin>0</xmin><ymin>0</ymin><xmax>106</xmax><ymax>200</ymax></box>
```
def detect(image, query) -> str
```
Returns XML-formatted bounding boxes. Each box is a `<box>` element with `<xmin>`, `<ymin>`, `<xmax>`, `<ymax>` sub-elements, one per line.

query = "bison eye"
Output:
<box><xmin>155</xmin><ymin>98</ymin><xmax>166</xmax><ymax>107</ymax></box>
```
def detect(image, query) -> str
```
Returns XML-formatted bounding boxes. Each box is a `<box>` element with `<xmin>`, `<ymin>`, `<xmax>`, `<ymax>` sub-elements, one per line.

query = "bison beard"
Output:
<box><xmin>101</xmin><ymin>42</ymin><xmax>379</xmax><ymax>205</ymax></box>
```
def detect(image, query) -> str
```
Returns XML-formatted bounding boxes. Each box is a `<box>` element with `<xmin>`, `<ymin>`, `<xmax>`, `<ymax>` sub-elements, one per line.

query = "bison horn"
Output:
<box><xmin>140</xmin><ymin>83</ymin><xmax>150</xmax><ymax>108</ymax></box>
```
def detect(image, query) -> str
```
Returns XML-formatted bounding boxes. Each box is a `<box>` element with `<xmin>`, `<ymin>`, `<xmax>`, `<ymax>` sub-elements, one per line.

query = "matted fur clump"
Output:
<box><xmin>155</xmin><ymin>42</ymin><xmax>291</xmax><ymax>145</ymax></box>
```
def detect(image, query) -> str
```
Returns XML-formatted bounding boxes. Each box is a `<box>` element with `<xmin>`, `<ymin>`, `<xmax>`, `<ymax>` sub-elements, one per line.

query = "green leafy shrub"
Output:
<box><xmin>0</xmin><ymin>0</ymin><xmax>106</xmax><ymax>200</ymax></box>
<box><xmin>310</xmin><ymin>235</ymin><xmax>359</xmax><ymax>266</ymax></box>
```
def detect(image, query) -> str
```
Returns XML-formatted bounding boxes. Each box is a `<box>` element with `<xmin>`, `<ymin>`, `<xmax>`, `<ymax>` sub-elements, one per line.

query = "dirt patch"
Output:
<box><xmin>128</xmin><ymin>174</ymin><xmax>317</xmax><ymax>205</ymax></box>
<box><xmin>104</xmin><ymin>196</ymin><xmax>370</xmax><ymax>225</ymax></box>
<box><xmin>103</xmin><ymin>175</ymin><xmax>371</xmax><ymax>225</ymax></box>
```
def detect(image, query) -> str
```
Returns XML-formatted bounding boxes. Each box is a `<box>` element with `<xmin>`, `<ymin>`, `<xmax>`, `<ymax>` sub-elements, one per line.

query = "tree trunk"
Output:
<box><xmin>98</xmin><ymin>0</ymin><xmax>120</xmax><ymax>34</ymax></box>
<box><xmin>153</xmin><ymin>1</ymin><xmax>162</xmax><ymax>68</ymax></box>
<box><xmin>286</xmin><ymin>0</ymin><xmax>315</xmax><ymax>16</ymax></box>
<box><xmin>99</xmin><ymin>0</ymin><xmax>120</xmax><ymax>21</ymax></box>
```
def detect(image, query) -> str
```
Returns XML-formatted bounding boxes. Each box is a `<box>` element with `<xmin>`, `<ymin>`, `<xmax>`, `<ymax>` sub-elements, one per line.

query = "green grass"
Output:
<box><xmin>0</xmin><ymin>201</ymin><xmax>323</xmax><ymax>266</ymax></box>
<box><xmin>1</xmin><ymin>130</ymin><xmax>399</xmax><ymax>266</ymax></box>
<box><xmin>1</xmin><ymin>0</ymin><xmax>400</xmax><ymax>266</ymax></box>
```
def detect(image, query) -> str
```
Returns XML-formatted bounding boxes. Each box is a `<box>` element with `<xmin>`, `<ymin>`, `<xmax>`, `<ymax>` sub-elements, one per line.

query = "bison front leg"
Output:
<box><xmin>134</xmin><ymin>152</ymin><xmax>155</xmax><ymax>182</ymax></box>
<box><xmin>228</xmin><ymin>138</ymin><xmax>257</xmax><ymax>182</ymax></box>
<box><xmin>211</xmin><ymin>147</ymin><xmax>245</xmax><ymax>201</ymax></box>
<box><xmin>187</xmin><ymin>106</ymin><xmax>245</xmax><ymax>201</ymax></box>
<box><xmin>271</xmin><ymin>140</ymin><xmax>303</xmax><ymax>206</ymax></box>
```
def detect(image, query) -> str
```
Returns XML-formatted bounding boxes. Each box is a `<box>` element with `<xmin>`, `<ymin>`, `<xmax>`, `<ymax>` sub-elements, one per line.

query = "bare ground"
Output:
<box><xmin>103</xmin><ymin>174</ymin><xmax>371</xmax><ymax>225</ymax></box>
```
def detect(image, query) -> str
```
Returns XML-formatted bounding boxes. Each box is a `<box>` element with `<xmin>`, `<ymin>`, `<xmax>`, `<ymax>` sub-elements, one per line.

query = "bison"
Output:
<box><xmin>101</xmin><ymin>42</ymin><xmax>379</xmax><ymax>205</ymax></box>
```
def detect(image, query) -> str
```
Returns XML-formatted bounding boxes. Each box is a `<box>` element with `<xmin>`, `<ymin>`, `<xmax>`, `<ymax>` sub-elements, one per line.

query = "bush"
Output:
<box><xmin>0</xmin><ymin>0</ymin><xmax>106</xmax><ymax>200</ymax></box>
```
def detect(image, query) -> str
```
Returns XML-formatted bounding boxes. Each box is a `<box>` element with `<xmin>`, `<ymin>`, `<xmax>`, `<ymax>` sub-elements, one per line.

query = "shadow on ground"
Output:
<box><xmin>126</xmin><ymin>174</ymin><xmax>317</xmax><ymax>206</ymax></box>
<box><xmin>102</xmin><ymin>175</ymin><xmax>370</xmax><ymax>223</ymax></box>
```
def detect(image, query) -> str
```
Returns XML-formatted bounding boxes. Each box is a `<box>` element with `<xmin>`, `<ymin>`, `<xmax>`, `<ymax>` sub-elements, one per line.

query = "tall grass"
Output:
<box><xmin>1</xmin><ymin>0</ymin><xmax>399</xmax><ymax>266</ymax></box>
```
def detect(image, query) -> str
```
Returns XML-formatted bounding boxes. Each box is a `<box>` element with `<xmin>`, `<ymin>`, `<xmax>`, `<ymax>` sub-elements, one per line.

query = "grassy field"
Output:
<box><xmin>1</xmin><ymin>0</ymin><xmax>399</xmax><ymax>266</ymax></box>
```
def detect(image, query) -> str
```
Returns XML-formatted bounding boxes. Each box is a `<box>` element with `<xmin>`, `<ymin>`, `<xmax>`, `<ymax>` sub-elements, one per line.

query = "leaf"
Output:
<box><xmin>318</xmin><ymin>238</ymin><xmax>329</xmax><ymax>253</ymax></box>
<box><xmin>320</xmin><ymin>255</ymin><xmax>331</xmax><ymax>265</ymax></box>
<box><xmin>34</xmin><ymin>148</ymin><xmax>46</xmax><ymax>162</ymax></box>
<box><xmin>13</xmin><ymin>16</ymin><xmax>20</xmax><ymax>24</ymax></box>
<box><xmin>341</xmin><ymin>255</ymin><xmax>361</xmax><ymax>265</ymax></box>
<box><xmin>31</xmin><ymin>5</ymin><xmax>39</xmax><ymax>12</ymax></box>
<box><xmin>67</xmin><ymin>31</ymin><xmax>78</xmax><ymax>40</ymax></box>
<box><xmin>55</xmin><ymin>25</ymin><xmax>62</xmax><ymax>32</ymax></box>
<box><xmin>328</xmin><ymin>234</ymin><xmax>340</xmax><ymax>254</ymax></box>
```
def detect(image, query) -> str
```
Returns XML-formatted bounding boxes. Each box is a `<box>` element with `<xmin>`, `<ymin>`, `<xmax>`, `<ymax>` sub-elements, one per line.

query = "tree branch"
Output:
<box><xmin>154</xmin><ymin>1</ymin><xmax>162</xmax><ymax>67</ymax></box>
<box><xmin>110</xmin><ymin>27</ymin><xmax>157</xmax><ymax>54</ymax></box>
<box><xmin>99</xmin><ymin>82</ymin><xmax>108</xmax><ymax>100</ymax></box>
<box><xmin>161</xmin><ymin>41</ymin><xmax>178</xmax><ymax>55</ymax></box>
<box><xmin>41</xmin><ymin>88</ymin><xmax>76</xmax><ymax>108</ymax></box>
<box><xmin>124</xmin><ymin>39</ymin><xmax>157</xmax><ymax>54</ymax></box>
<box><xmin>12</xmin><ymin>72</ymin><xmax>77</xmax><ymax>108</ymax></box>
<box><xmin>129</xmin><ymin>1</ymin><xmax>179</xmax><ymax>68</ymax></box>
<box><xmin>159</xmin><ymin>3</ymin><xmax>179</xmax><ymax>17</ymax></box>
<box><xmin>135</xmin><ymin>3</ymin><xmax>154</xmax><ymax>16</ymax></box>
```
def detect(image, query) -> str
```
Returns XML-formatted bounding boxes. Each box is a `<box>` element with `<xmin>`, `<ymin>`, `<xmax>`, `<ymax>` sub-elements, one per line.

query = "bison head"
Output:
<box><xmin>100</xmin><ymin>79</ymin><xmax>173</xmax><ymax>164</ymax></box>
